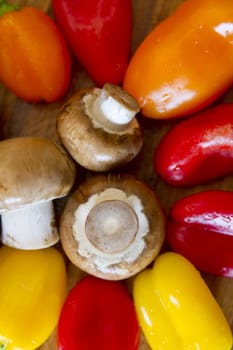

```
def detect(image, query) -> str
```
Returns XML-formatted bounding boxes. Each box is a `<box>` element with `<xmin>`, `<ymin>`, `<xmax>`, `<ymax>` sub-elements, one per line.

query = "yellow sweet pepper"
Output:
<box><xmin>0</xmin><ymin>246</ymin><xmax>67</xmax><ymax>350</ymax></box>
<box><xmin>133</xmin><ymin>252</ymin><xmax>233</xmax><ymax>350</ymax></box>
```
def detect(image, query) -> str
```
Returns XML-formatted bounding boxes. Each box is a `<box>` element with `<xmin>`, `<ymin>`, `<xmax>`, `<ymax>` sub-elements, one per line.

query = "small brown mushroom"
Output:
<box><xmin>0</xmin><ymin>136</ymin><xmax>76</xmax><ymax>250</ymax></box>
<box><xmin>60</xmin><ymin>174</ymin><xmax>165</xmax><ymax>280</ymax></box>
<box><xmin>57</xmin><ymin>83</ymin><xmax>143</xmax><ymax>172</ymax></box>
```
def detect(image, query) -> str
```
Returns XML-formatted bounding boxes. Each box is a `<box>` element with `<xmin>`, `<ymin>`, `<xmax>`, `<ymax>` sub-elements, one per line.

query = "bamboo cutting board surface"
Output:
<box><xmin>1</xmin><ymin>1</ymin><xmax>233</xmax><ymax>349</ymax></box>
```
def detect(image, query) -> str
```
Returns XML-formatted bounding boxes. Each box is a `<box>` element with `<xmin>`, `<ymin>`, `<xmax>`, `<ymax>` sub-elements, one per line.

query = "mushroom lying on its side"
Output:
<box><xmin>57</xmin><ymin>83</ymin><xmax>143</xmax><ymax>172</ymax></box>
<box><xmin>0</xmin><ymin>137</ymin><xmax>76</xmax><ymax>250</ymax></box>
<box><xmin>60</xmin><ymin>174</ymin><xmax>165</xmax><ymax>280</ymax></box>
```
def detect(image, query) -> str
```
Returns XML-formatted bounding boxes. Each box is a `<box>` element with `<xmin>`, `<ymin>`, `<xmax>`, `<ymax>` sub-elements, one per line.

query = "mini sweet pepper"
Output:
<box><xmin>123</xmin><ymin>0</ymin><xmax>233</xmax><ymax>119</ymax></box>
<box><xmin>133</xmin><ymin>252</ymin><xmax>233</xmax><ymax>350</ymax></box>
<box><xmin>0</xmin><ymin>0</ymin><xmax>71</xmax><ymax>103</ymax></box>
<box><xmin>52</xmin><ymin>0</ymin><xmax>132</xmax><ymax>86</ymax></box>
<box><xmin>58</xmin><ymin>275</ymin><xmax>140</xmax><ymax>350</ymax></box>
<box><xmin>0</xmin><ymin>246</ymin><xmax>67</xmax><ymax>350</ymax></box>
<box><xmin>167</xmin><ymin>190</ymin><xmax>233</xmax><ymax>277</ymax></box>
<box><xmin>154</xmin><ymin>103</ymin><xmax>233</xmax><ymax>186</ymax></box>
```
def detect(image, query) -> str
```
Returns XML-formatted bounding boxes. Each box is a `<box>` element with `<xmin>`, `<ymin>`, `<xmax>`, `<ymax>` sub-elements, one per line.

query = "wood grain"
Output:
<box><xmin>0</xmin><ymin>1</ymin><xmax>233</xmax><ymax>349</ymax></box>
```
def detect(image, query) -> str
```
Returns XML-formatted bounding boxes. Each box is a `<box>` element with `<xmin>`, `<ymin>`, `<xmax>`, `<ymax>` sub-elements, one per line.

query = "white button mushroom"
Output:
<box><xmin>57</xmin><ymin>83</ymin><xmax>143</xmax><ymax>172</ymax></box>
<box><xmin>59</xmin><ymin>174</ymin><xmax>165</xmax><ymax>280</ymax></box>
<box><xmin>0</xmin><ymin>137</ymin><xmax>76</xmax><ymax>250</ymax></box>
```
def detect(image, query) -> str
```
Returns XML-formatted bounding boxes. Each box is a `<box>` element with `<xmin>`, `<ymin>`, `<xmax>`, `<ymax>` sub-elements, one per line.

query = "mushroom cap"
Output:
<box><xmin>60</xmin><ymin>174</ymin><xmax>165</xmax><ymax>280</ymax></box>
<box><xmin>57</xmin><ymin>87</ymin><xmax>143</xmax><ymax>172</ymax></box>
<box><xmin>0</xmin><ymin>137</ymin><xmax>76</xmax><ymax>211</ymax></box>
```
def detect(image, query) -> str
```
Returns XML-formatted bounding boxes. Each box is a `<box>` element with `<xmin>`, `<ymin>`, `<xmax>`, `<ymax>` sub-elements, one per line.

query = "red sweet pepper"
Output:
<box><xmin>167</xmin><ymin>190</ymin><xmax>233</xmax><ymax>277</ymax></box>
<box><xmin>57</xmin><ymin>275</ymin><xmax>140</xmax><ymax>350</ymax></box>
<box><xmin>0</xmin><ymin>0</ymin><xmax>71</xmax><ymax>103</ymax></box>
<box><xmin>154</xmin><ymin>103</ymin><xmax>233</xmax><ymax>186</ymax></box>
<box><xmin>52</xmin><ymin>0</ymin><xmax>132</xmax><ymax>87</ymax></box>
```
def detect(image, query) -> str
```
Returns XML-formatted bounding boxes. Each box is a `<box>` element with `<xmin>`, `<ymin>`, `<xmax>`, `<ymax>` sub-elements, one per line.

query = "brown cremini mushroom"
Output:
<box><xmin>0</xmin><ymin>136</ymin><xmax>76</xmax><ymax>250</ymax></box>
<box><xmin>57</xmin><ymin>83</ymin><xmax>143</xmax><ymax>171</ymax></box>
<box><xmin>60</xmin><ymin>174</ymin><xmax>165</xmax><ymax>280</ymax></box>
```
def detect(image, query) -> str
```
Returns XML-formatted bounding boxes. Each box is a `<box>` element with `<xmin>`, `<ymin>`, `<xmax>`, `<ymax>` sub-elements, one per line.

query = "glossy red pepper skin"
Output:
<box><xmin>167</xmin><ymin>190</ymin><xmax>233</xmax><ymax>277</ymax></box>
<box><xmin>52</xmin><ymin>0</ymin><xmax>132</xmax><ymax>87</ymax></box>
<box><xmin>154</xmin><ymin>104</ymin><xmax>233</xmax><ymax>186</ymax></box>
<box><xmin>57</xmin><ymin>275</ymin><xmax>140</xmax><ymax>350</ymax></box>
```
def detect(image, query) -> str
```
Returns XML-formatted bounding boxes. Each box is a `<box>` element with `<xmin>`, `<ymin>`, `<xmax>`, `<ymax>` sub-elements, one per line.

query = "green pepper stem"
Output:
<box><xmin>0</xmin><ymin>0</ymin><xmax>19</xmax><ymax>17</ymax></box>
<box><xmin>0</xmin><ymin>343</ymin><xmax>6</xmax><ymax>350</ymax></box>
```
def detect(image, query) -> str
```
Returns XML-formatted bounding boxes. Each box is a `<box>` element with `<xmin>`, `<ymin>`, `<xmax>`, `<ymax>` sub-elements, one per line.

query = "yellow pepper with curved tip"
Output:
<box><xmin>0</xmin><ymin>246</ymin><xmax>67</xmax><ymax>350</ymax></box>
<box><xmin>133</xmin><ymin>252</ymin><xmax>233</xmax><ymax>350</ymax></box>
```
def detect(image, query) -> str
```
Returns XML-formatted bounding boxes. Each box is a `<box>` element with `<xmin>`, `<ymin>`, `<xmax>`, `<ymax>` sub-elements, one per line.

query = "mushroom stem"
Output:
<box><xmin>71</xmin><ymin>186</ymin><xmax>150</xmax><ymax>273</ymax></box>
<box><xmin>1</xmin><ymin>201</ymin><xmax>59</xmax><ymax>250</ymax></box>
<box><xmin>85</xmin><ymin>200</ymin><xmax>138</xmax><ymax>254</ymax></box>
<box><xmin>84</xmin><ymin>83</ymin><xmax>140</xmax><ymax>132</ymax></box>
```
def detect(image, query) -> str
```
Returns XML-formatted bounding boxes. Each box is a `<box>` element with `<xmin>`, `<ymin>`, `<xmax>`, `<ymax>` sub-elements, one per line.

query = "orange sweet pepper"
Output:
<box><xmin>123</xmin><ymin>0</ymin><xmax>233</xmax><ymax>119</ymax></box>
<box><xmin>0</xmin><ymin>0</ymin><xmax>71</xmax><ymax>103</ymax></box>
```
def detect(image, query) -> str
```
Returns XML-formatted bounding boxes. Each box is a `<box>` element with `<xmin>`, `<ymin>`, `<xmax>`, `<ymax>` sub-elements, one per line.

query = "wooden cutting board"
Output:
<box><xmin>1</xmin><ymin>1</ymin><xmax>233</xmax><ymax>349</ymax></box>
